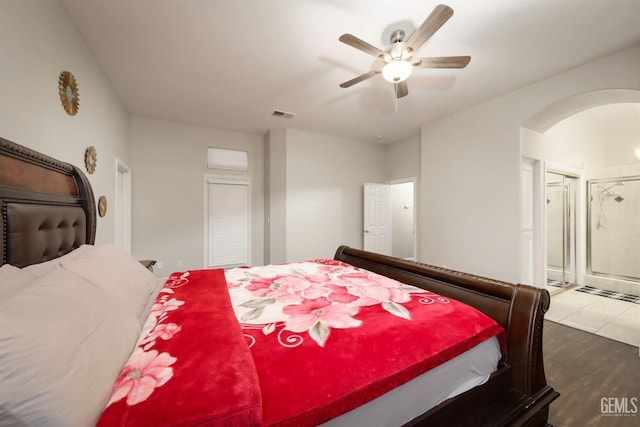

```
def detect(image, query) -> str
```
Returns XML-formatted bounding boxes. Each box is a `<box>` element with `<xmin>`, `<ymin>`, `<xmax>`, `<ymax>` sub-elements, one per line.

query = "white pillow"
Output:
<box><xmin>0</xmin><ymin>264</ymin><xmax>34</xmax><ymax>297</ymax></box>
<box><xmin>23</xmin><ymin>244</ymin><xmax>95</xmax><ymax>277</ymax></box>
<box><xmin>0</xmin><ymin>267</ymin><xmax>141</xmax><ymax>426</ymax></box>
<box><xmin>61</xmin><ymin>244</ymin><xmax>157</xmax><ymax>321</ymax></box>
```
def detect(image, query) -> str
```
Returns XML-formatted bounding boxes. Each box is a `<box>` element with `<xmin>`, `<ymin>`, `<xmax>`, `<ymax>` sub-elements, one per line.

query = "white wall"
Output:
<box><xmin>604</xmin><ymin>126</ymin><xmax>640</xmax><ymax>168</ymax></box>
<box><xmin>129</xmin><ymin>116</ymin><xmax>264</xmax><ymax>274</ymax></box>
<box><xmin>282</xmin><ymin>129</ymin><xmax>386</xmax><ymax>261</ymax></box>
<box><xmin>522</xmin><ymin>120</ymin><xmax>606</xmax><ymax>170</ymax></box>
<box><xmin>386</xmin><ymin>135</ymin><xmax>420</xmax><ymax>259</ymax></box>
<box><xmin>0</xmin><ymin>0</ymin><xmax>130</xmax><ymax>244</ymax></box>
<box><xmin>265</xmin><ymin>129</ymin><xmax>287</xmax><ymax>264</ymax></box>
<box><xmin>385</xmin><ymin>135</ymin><xmax>420</xmax><ymax>181</ymax></box>
<box><xmin>420</xmin><ymin>44</ymin><xmax>640</xmax><ymax>283</ymax></box>
<box><xmin>134</xmin><ymin>124</ymin><xmax>389</xmax><ymax>268</ymax></box>
<box><xmin>522</xmin><ymin>103</ymin><xmax>640</xmax><ymax>172</ymax></box>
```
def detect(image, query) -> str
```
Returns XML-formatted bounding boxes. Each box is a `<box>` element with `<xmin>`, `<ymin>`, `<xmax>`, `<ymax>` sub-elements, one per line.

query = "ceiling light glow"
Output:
<box><xmin>382</xmin><ymin>60</ymin><xmax>413</xmax><ymax>83</ymax></box>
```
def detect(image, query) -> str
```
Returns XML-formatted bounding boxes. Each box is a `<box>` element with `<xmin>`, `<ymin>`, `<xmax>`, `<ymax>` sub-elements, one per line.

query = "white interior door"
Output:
<box><xmin>363</xmin><ymin>183</ymin><xmax>391</xmax><ymax>255</ymax></box>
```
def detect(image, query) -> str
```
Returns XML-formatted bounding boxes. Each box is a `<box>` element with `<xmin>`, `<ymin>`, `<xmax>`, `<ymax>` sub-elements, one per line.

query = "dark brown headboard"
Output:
<box><xmin>0</xmin><ymin>137</ymin><xmax>96</xmax><ymax>267</ymax></box>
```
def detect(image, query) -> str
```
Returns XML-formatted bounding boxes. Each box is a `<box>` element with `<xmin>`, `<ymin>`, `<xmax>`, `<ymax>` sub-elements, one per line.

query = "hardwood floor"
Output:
<box><xmin>544</xmin><ymin>321</ymin><xmax>640</xmax><ymax>426</ymax></box>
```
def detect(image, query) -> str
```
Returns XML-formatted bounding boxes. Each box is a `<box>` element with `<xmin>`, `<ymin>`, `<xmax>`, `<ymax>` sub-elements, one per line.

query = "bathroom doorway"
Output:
<box><xmin>520</xmin><ymin>90</ymin><xmax>640</xmax><ymax>293</ymax></box>
<box><xmin>546</xmin><ymin>171</ymin><xmax>579</xmax><ymax>289</ymax></box>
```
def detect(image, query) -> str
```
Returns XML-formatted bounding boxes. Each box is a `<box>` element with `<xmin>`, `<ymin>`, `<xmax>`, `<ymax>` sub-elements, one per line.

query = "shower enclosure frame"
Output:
<box><xmin>520</xmin><ymin>160</ymin><xmax>584</xmax><ymax>289</ymax></box>
<box><xmin>545</xmin><ymin>169</ymin><xmax>580</xmax><ymax>288</ymax></box>
<box><xmin>586</xmin><ymin>174</ymin><xmax>640</xmax><ymax>283</ymax></box>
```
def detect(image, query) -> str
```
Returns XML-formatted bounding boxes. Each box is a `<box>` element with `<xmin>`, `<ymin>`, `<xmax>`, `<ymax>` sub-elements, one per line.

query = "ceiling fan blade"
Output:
<box><xmin>405</xmin><ymin>4</ymin><xmax>454</xmax><ymax>53</ymax></box>
<box><xmin>413</xmin><ymin>56</ymin><xmax>471</xmax><ymax>69</ymax></box>
<box><xmin>339</xmin><ymin>70</ymin><xmax>379</xmax><ymax>88</ymax></box>
<box><xmin>395</xmin><ymin>81</ymin><xmax>408</xmax><ymax>98</ymax></box>
<box><xmin>339</xmin><ymin>33</ymin><xmax>387</xmax><ymax>59</ymax></box>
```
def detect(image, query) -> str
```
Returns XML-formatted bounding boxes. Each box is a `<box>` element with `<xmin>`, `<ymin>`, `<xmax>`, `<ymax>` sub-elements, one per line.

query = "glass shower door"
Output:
<box><xmin>588</xmin><ymin>176</ymin><xmax>640</xmax><ymax>282</ymax></box>
<box><xmin>546</xmin><ymin>172</ymin><xmax>577</xmax><ymax>288</ymax></box>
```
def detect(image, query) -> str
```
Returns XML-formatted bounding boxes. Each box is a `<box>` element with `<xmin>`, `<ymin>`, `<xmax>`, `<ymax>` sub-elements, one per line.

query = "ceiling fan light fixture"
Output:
<box><xmin>382</xmin><ymin>60</ymin><xmax>413</xmax><ymax>83</ymax></box>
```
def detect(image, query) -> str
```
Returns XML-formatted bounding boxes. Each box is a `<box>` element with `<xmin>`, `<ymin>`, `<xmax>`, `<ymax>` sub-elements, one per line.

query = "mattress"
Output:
<box><xmin>321</xmin><ymin>335</ymin><xmax>502</xmax><ymax>426</ymax></box>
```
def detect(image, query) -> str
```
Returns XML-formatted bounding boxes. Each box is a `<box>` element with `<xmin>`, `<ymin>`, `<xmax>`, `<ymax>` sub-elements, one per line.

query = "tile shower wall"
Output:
<box><xmin>586</xmin><ymin>164</ymin><xmax>640</xmax><ymax>296</ymax></box>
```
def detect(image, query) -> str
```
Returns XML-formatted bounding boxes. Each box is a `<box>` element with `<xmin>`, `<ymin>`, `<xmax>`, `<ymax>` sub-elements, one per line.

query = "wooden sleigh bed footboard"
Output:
<box><xmin>334</xmin><ymin>246</ymin><xmax>559</xmax><ymax>427</ymax></box>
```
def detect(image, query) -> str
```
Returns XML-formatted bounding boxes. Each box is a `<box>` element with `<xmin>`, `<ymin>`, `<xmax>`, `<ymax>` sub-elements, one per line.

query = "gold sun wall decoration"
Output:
<box><xmin>58</xmin><ymin>71</ymin><xmax>79</xmax><ymax>115</ymax></box>
<box><xmin>98</xmin><ymin>196</ymin><xmax>107</xmax><ymax>217</ymax></box>
<box><xmin>85</xmin><ymin>146</ymin><xmax>97</xmax><ymax>174</ymax></box>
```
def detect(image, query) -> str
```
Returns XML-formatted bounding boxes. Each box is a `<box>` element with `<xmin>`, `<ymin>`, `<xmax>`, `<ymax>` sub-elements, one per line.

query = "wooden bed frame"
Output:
<box><xmin>335</xmin><ymin>246</ymin><xmax>559</xmax><ymax>426</ymax></box>
<box><xmin>1</xmin><ymin>136</ymin><xmax>558</xmax><ymax>426</ymax></box>
<box><xmin>0</xmin><ymin>137</ymin><xmax>95</xmax><ymax>267</ymax></box>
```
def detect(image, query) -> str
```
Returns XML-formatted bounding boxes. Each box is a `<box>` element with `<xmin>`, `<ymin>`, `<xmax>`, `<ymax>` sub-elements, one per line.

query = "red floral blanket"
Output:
<box><xmin>98</xmin><ymin>261</ymin><xmax>504</xmax><ymax>427</ymax></box>
<box><xmin>97</xmin><ymin>269</ymin><xmax>262</xmax><ymax>427</ymax></box>
<box><xmin>226</xmin><ymin>260</ymin><xmax>505</xmax><ymax>426</ymax></box>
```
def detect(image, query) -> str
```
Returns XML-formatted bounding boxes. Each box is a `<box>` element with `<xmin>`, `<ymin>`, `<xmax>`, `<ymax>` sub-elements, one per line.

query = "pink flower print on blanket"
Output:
<box><xmin>227</xmin><ymin>261</ymin><xmax>430</xmax><ymax>347</ymax></box>
<box><xmin>148</xmin><ymin>298</ymin><xmax>185</xmax><ymax>321</ymax></box>
<box><xmin>246</xmin><ymin>273</ymin><xmax>331</xmax><ymax>303</ymax></box>
<box><xmin>149</xmin><ymin>323</ymin><xmax>182</xmax><ymax>341</ymax></box>
<box><xmin>139</xmin><ymin>323</ymin><xmax>182</xmax><ymax>350</ymax></box>
<box><xmin>106</xmin><ymin>349</ymin><xmax>176</xmax><ymax>406</ymax></box>
<box><xmin>245</xmin><ymin>275</ymin><xmax>304</xmax><ymax>305</ymax></box>
<box><xmin>330</xmin><ymin>272</ymin><xmax>411</xmax><ymax>307</ymax></box>
<box><xmin>283</xmin><ymin>297</ymin><xmax>361</xmax><ymax>346</ymax></box>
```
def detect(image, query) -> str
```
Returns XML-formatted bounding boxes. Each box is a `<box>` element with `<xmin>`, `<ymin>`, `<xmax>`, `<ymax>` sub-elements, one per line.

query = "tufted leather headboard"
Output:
<box><xmin>0</xmin><ymin>137</ymin><xmax>96</xmax><ymax>267</ymax></box>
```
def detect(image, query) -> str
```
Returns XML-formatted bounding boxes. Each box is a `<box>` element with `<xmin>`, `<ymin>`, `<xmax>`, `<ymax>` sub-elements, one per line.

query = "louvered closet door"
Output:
<box><xmin>206</xmin><ymin>177</ymin><xmax>250</xmax><ymax>268</ymax></box>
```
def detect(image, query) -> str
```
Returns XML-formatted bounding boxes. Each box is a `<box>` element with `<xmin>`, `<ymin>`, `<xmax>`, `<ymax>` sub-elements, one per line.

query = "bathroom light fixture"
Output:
<box><xmin>382</xmin><ymin>60</ymin><xmax>413</xmax><ymax>83</ymax></box>
<box><xmin>635</xmin><ymin>147</ymin><xmax>640</xmax><ymax>160</ymax></box>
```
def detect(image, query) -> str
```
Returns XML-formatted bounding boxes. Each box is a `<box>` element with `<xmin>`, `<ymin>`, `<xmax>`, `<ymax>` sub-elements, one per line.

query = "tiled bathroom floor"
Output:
<box><xmin>546</xmin><ymin>287</ymin><xmax>640</xmax><ymax>348</ymax></box>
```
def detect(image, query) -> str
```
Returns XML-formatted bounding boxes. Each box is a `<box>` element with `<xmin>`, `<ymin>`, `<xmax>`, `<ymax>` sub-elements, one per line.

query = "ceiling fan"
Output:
<box><xmin>339</xmin><ymin>4</ymin><xmax>470</xmax><ymax>99</ymax></box>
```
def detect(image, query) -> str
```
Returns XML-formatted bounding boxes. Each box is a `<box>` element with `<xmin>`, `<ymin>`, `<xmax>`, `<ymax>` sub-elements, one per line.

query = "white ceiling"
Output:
<box><xmin>60</xmin><ymin>0</ymin><xmax>640</xmax><ymax>143</ymax></box>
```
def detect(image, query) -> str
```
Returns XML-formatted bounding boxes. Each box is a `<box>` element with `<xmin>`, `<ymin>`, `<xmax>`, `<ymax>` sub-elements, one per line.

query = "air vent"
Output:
<box><xmin>272</xmin><ymin>109</ymin><xmax>296</xmax><ymax>119</ymax></box>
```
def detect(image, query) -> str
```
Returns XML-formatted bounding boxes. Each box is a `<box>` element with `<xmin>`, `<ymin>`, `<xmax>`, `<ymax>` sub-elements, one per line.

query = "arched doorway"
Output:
<box><xmin>520</xmin><ymin>89</ymin><xmax>640</xmax><ymax>293</ymax></box>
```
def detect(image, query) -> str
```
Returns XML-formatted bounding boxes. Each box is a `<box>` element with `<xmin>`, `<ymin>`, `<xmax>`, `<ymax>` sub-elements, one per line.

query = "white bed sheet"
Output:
<box><xmin>139</xmin><ymin>277</ymin><xmax>168</xmax><ymax>321</ymax></box>
<box><xmin>321</xmin><ymin>335</ymin><xmax>502</xmax><ymax>427</ymax></box>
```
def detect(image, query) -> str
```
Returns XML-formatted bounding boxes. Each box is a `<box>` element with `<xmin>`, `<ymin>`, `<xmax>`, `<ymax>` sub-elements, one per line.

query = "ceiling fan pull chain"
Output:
<box><xmin>395</xmin><ymin>85</ymin><xmax>398</xmax><ymax>112</ymax></box>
